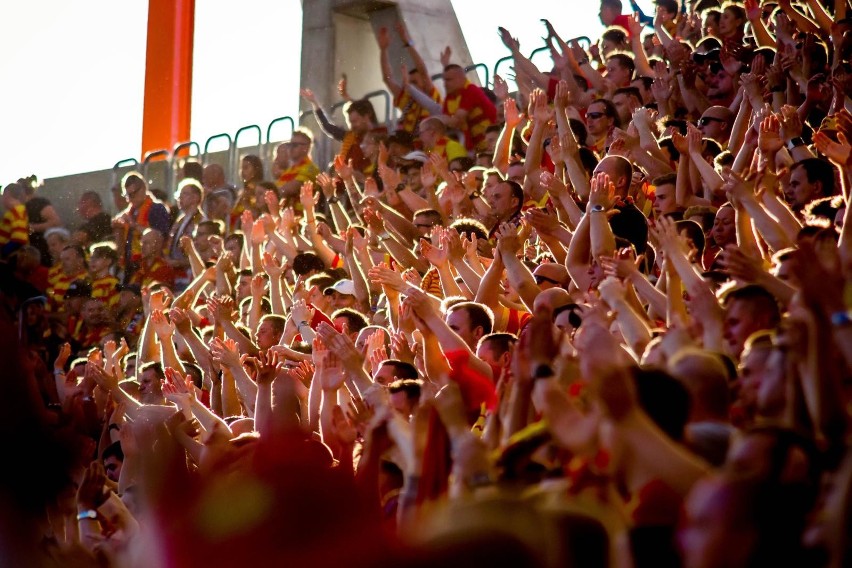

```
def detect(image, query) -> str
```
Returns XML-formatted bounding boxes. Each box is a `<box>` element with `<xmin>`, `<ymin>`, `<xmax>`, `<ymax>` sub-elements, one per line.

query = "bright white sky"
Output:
<box><xmin>0</xmin><ymin>0</ymin><xmax>654</xmax><ymax>185</ymax></box>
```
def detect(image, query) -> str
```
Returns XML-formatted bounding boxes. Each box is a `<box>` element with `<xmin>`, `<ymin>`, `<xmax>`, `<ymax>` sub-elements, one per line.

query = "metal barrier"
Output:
<box><xmin>264</xmin><ymin>115</ymin><xmax>296</xmax><ymax>170</ymax></box>
<box><xmin>466</xmin><ymin>63</ymin><xmax>490</xmax><ymax>88</ymax></box>
<box><xmin>232</xmin><ymin>124</ymin><xmax>263</xmax><ymax>186</ymax></box>
<box><xmin>170</xmin><ymin>141</ymin><xmax>201</xmax><ymax>195</ymax></box>
<box><xmin>111</xmin><ymin>158</ymin><xmax>139</xmax><ymax>189</ymax></box>
<box><xmin>328</xmin><ymin>88</ymin><xmax>394</xmax><ymax>129</ymax></box>
<box><xmin>202</xmin><ymin>132</ymin><xmax>234</xmax><ymax>181</ymax></box>
<box><xmin>142</xmin><ymin>149</ymin><xmax>171</xmax><ymax>194</ymax></box>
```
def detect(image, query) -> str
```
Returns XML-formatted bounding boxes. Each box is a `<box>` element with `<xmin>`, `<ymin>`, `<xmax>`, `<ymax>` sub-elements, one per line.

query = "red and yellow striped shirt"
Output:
<box><xmin>129</xmin><ymin>257</ymin><xmax>175</xmax><ymax>290</ymax></box>
<box><xmin>91</xmin><ymin>274</ymin><xmax>120</xmax><ymax>307</ymax></box>
<box><xmin>47</xmin><ymin>270</ymin><xmax>89</xmax><ymax>311</ymax></box>
<box><xmin>0</xmin><ymin>203</ymin><xmax>29</xmax><ymax>249</ymax></box>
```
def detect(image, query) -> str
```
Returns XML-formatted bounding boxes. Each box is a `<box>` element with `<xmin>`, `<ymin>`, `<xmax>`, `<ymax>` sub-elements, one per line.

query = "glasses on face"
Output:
<box><xmin>534</xmin><ymin>274</ymin><xmax>562</xmax><ymax>286</ymax></box>
<box><xmin>698</xmin><ymin>117</ymin><xmax>725</xmax><ymax>126</ymax></box>
<box><xmin>586</xmin><ymin>112</ymin><xmax>606</xmax><ymax>120</ymax></box>
<box><xmin>121</xmin><ymin>185</ymin><xmax>141</xmax><ymax>199</ymax></box>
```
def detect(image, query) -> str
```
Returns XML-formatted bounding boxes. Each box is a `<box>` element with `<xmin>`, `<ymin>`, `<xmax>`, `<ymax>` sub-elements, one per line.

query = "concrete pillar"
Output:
<box><xmin>299</xmin><ymin>0</ymin><xmax>474</xmax><ymax>125</ymax></box>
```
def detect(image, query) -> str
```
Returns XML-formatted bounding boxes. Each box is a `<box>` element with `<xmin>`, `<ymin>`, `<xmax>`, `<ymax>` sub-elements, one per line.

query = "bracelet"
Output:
<box><xmin>394</xmin><ymin>183</ymin><xmax>406</xmax><ymax>192</ymax></box>
<box><xmin>328</xmin><ymin>196</ymin><xmax>339</xmax><ymax>204</ymax></box>
<box><xmin>830</xmin><ymin>310</ymin><xmax>852</xmax><ymax>328</ymax></box>
<box><xmin>108</xmin><ymin>423</ymin><xmax>120</xmax><ymax>432</ymax></box>
<box><xmin>297</xmin><ymin>320</ymin><xmax>310</xmax><ymax>329</ymax></box>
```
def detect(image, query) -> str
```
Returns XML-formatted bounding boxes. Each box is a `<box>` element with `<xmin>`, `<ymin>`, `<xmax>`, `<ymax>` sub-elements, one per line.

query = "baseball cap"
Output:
<box><xmin>323</xmin><ymin>279</ymin><xmax>356</xmax><ymax>296</ymax></box>
<box><xmin>400</xmin><ymin>151</ymin><xmax>430</xmax><ymax>163</ymax></box>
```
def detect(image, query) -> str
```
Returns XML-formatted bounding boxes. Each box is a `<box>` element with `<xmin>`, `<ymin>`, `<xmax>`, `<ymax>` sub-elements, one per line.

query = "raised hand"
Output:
<box><xmin>150</xmin><ymin>309</ymin><xmax>174</xmax><ymax>339</ymax></box>
<box><xmin>588</xmin><ymin>172</ymin><xmax>616</xmax><ymax>211</ymax></box>
<box><xmin>493</xmin><ymin>74</ymin><xmax>509</xmax><ymax>100</ymax></box>
<box><xmin>255</xmin><ymin>350</ymin><xmax>282</xmax><ymax>386</ymax></box>
<box><xmin>333</xmin><ymin>155</ymin><xmax>354</xmax><ymax>179</ymax></box>
<box><xmin>54</xmin><ymin>342</ymin><xmax>71</xmax><ymax>372</ymax></box>
<box><xmin>440</xmin><ymin>45</ymin><xmax>452</xmax><ymax>67</ymax></box>
<box><xmin>758</xmin><ymin>113</ymin><xmax>784</xmax><ymax>155</ymax></box>
<box><xmin>76</xmin><ymin>461</ymin><xmax>108</xmax><ymax>511</ymax></box>
<box><xmin>300</xmin><ymin>88</ymin><xmax>319</xmax><ymax>105</ymax></box>
<box><xmin>368</xmin><ymin>263</ymin><xmax>408</xmax><ymax>293</ymax></box>
<box><xmin>420</xmin><ymin>237</ymin><xmax>449</xmax><ymax>268</ymax></box>
<box><xmin>814</xmin><ymin>129</ymin><xmax>851</xmax><ymax>166</ymax></box>
<box><xmin>210</xmin><ymin>337</ymin><xmax>241</xmax><ymax>369</ymax></box>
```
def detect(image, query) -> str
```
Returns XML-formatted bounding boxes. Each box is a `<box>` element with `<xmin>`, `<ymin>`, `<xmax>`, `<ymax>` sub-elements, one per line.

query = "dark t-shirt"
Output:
<box><xmin>79</xmin><ymin>212</ymin><xmax>113</xmax><ymax>243</ymax></box>
<box><xmin>610</xmin><ymin>201</ymin><xmax>649</xmax><ymax>254</ymax></box>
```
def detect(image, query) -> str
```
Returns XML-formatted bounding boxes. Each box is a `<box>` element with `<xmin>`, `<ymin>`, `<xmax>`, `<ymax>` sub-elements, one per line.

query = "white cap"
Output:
<box><xmin>401</xmin><ymin>150</ymin><xmax>429</xmax><ymax>163</ymax></box>
<box><xmin>323</xmin><ymin>279</ymin><xmax>356</xmax><ymax>296</ymax></box>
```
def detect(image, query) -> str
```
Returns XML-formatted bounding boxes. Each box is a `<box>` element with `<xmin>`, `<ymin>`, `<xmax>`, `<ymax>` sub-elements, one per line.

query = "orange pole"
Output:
<box><xmin>141</xmin><ymin>0</ymin><xmax>195</xmax><ymax>158</ymax></box>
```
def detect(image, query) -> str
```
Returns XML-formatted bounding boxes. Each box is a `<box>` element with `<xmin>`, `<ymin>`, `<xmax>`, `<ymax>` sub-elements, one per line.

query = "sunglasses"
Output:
<box><xmin>560</xmin><ymin>302</ymin><xmax>584</xmax><ymax>329</ymax></box>
<box><xmin>534</xmin><ymin>274</ymin><xmax>562</xmax><ymax>286</ymax></box>
<box><xmin>586</xmin><ymin>112</ymin><xmax>606</xmax><ymax>119</ymax></box>
<box><xmin>698</xmin><ymin>117</ymin><xmax>725</xmax><ymax>126</ymax></box>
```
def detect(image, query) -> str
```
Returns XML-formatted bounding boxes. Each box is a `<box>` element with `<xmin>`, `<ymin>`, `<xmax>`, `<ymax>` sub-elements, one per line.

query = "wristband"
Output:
<box><xmin>328</xmin><ymin>196</ymin><xmax>339</xmax><ymax>204</ymax></box>
<box><xmin>830</xmin><ymin>310</ymin><xmax>852</xmax><ymax>328</ymax></box>
<box><xmin>77</xmin><ymin>510</ymin><xmax>98</xmax><ymax>521</ymax></box>
<box><xmin>533</xmin><ymin>364</ymin><xmax>555</xmax><ymax>379</ymax></box>
<box><xmin>394</xmin><ymin>183</ymin><xmax>406</xmax><ymax>192</ymax></box>
<box><xmin>297</xmin><ymin>320</ymin><xmax>310</xmax><ymax>329</ymax></box>
<box><xmin>589</xmin><ymin>204</ymin><xmax>606</xmax><ymax>213</ymax></box>
<box><xmin>786</xmin><ymin>137</ymin><xmax>805</xmax><ymax>150</ymax></box>
<box><xmin>108</xmin><ymin>423</ymin><xmax>120</xmax><ymax>432</ymax></box>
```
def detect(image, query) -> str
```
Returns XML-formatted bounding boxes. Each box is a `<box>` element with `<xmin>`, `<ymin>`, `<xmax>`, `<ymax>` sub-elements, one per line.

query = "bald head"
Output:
<box><xmin>533</xmin><ymin>287</ymin><xmax>572</xmax><ymax>312</ymax></box>
<box><xmin>533</xmin><ymin>263</ymin><xmax>569</xmax><ymax>289</ymax></box>
<box><xmin>594</xmin><ymin>155</ymin><xmax>632</xmax><ymax>197</ymax></box>
<box><xmin>669</xmin><ymin>348</ymin><xmax>730</xmax><ymax>421</ymax></box>
<box><xmin>202</xmin><ymin>164</ymin><xmax>226</xmax><ymax>192</ymax></box>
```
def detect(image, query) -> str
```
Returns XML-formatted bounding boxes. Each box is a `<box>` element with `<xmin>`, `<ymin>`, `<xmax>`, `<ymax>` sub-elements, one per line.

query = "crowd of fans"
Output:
<box><xmin>2</xmin><ymin>0</ymin><xmax>852</xmax><ymax>566</ymax></box>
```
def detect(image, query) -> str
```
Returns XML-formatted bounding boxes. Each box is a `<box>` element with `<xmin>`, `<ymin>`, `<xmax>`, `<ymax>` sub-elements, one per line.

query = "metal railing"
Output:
<box><xmin>170</xmin><ymin>141</ymin><xmax>201</xmax><ymax>194</ymax></box>
<box><xmin>232</xmin><ymin>124</ymin><xmax>263</xmax><ymax>186</ymax></box>
<box><xmin>142</xmin><ymin>149</ymin><xmax>171</xmax><ymax>195</ymax></box>
<box><xmin>202</xmin><ymin>132</ymin><xmax>234</xmax><ymax>181</ymax></box>
<box><xmin>113</xmin><ymin>35</ymin><xmax>596</xmax><ymax>188</ymax></box>
<box><xmin>265</xmin><ymin>115</ymin><xmax>296</xmax><ymax>166</ymax></box>
<box><xmin>111</xmin><ymin>158</ymin><xmax>139</xmax><ymax>189</ymax></box>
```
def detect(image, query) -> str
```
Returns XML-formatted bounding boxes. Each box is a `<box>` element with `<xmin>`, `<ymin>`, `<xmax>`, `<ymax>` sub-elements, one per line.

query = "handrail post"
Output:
<box><xmin>170</xmin><ymin>141</ymin><xmax>200</xmax><ymax>196</ymax></box>
<box><xmin>142</xmin><ymin>149</ymin><xmax>171</xmax><ymax>197</ymax></box>
<box><xmin>265</xmin><ymin>116</ymin><xmax>295</xmax><ymax>167</ymax></box>
<box><xmin>232</xmin><ymin>124</ymin><xmax>263</xmax><ymax>187</ymax></box>
<box><xmin>202</xmin><ymin>132</ymin><xmax>234</xmax><ymax>182</ymax></box>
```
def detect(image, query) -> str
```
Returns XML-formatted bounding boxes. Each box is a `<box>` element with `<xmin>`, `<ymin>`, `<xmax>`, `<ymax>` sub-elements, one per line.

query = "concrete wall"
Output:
<box><xmin>299</xmin><ymin>0</ymin><xmax>473</xmax><ymax>167</ymax></box>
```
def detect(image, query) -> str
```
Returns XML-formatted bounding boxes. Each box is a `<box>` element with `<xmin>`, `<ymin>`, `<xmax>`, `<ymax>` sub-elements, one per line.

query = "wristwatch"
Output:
<box><xmin>830</xmin><ymin>310</ymin><xmax>852</xmax><ymax>328</ymax></box>
<box><xmin>395</xmin><ymin>183</ymin><xmax>407</xmax><ymax>192</ymax></box>
<box><xmin>590</xmin><ymin>204</ymin><xmax>606</xmax><ymax>213</ymax></box>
